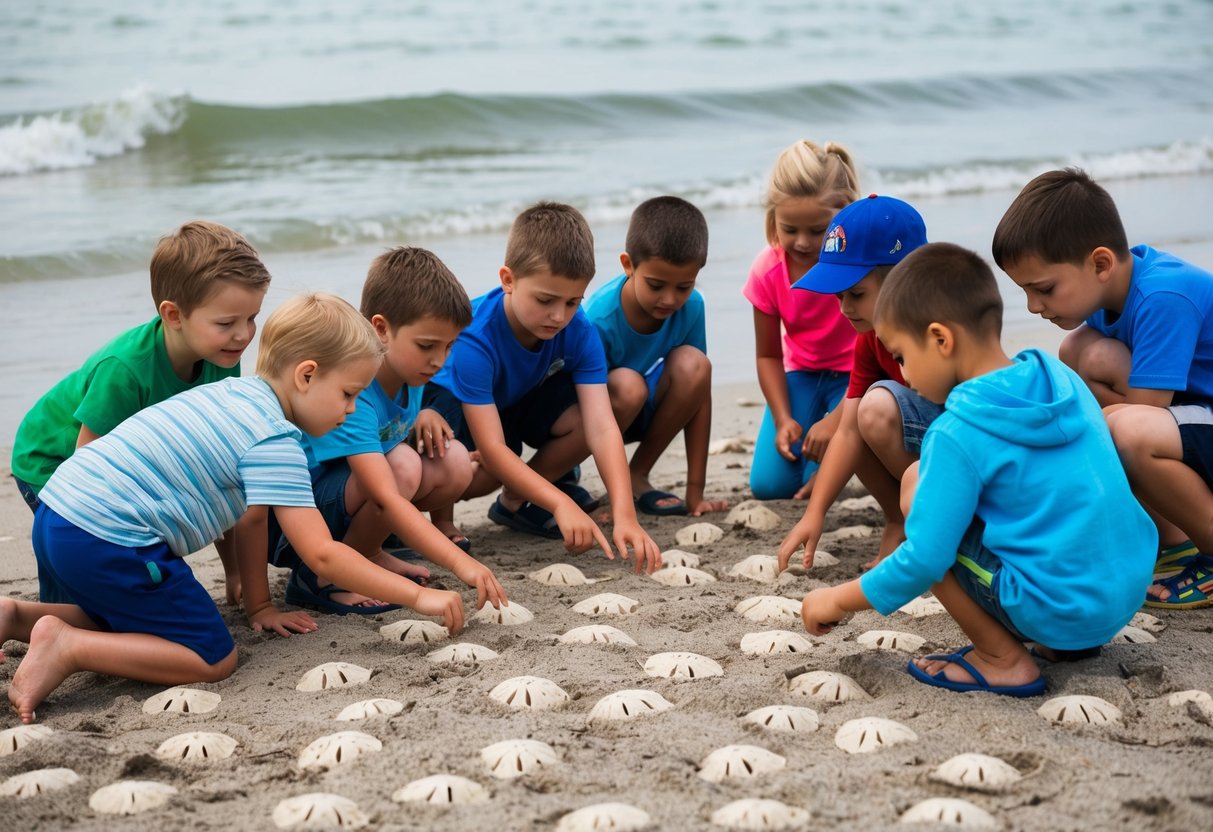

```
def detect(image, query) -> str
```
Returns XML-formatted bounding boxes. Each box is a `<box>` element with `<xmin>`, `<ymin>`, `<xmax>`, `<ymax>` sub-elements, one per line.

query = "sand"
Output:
<box><xmin>2</xmin><ymin>381</ymin><xmax>1212</xmax><ymax>831</ymax></box>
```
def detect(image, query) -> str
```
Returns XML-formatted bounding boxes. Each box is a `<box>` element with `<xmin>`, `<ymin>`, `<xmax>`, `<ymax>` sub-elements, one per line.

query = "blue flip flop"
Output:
<box><xmin>487</xmin><ymin>496</ymin><xmax>562</xmax><ymax>539</ymax></box>
<box><xmin>554</xmin><ymin>468</ymin><xmax>600</xmax><ymax>512</ymax></box>
<box><xmin>635</xmin><ymin>489</ymin><xmax>688</xmax><ymax>516</ymax></box>
<box><xmin>285</xmin><ymin>565</ymin><xmax>402</xmax><ymax>616</ymax></box>
<box><xmin>906</xmin><ymin>646</ymin><xmax>1046</xmax><ymax>698</ymax></box>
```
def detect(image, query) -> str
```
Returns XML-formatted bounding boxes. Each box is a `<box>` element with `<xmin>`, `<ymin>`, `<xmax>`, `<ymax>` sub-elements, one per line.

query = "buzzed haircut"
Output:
<box><xmin>991</xmin><ymin>168</ymin><xmax>1130</xmax><ymax>270</ymax></box>
<box><xmin>504</xmin><ymin>201</ymin><xmax>596</xmax><ymax>281</ymax></box>
<box><xmin>361</xmin><ymin>246</ymin><xmax>472</xmax><ymax>329</ymax></box>
<box><xmin>875</xmin><ymin>242</ymin><xmax>1003</xmax><ymax>342</ymax></box>
<box><xmin>625</xmin><ymin>196</ymin><xmax>709</xmax><ymax>268</ymax></box>
<box><xmin>150</xmin><ymin>220</ymin><xmax>271</xmax><ymax>314</ymax></box>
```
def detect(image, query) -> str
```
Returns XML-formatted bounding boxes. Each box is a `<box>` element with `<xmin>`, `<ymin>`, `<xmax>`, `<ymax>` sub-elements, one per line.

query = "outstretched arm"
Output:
<box><xmin>754</xmin><ymin>309</ymin><xmax>799</xmax><ymax>461</ymax></box>
<box><xmin>235</xmin><ymin>506</ymin><xmax>318</xmax><ymax>637</ymax></box>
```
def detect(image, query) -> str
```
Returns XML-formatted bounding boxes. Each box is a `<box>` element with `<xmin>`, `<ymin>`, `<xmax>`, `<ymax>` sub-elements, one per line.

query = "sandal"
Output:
<box><xmin>284</xmin><ymin>565</ymin><xmax>401</xmax><ymax>616</ymax></box>
<box><xmin>1154</xmin><ymin>540</ymin><xmax>1199</xmax><ymax>581</ymax></box>
<box><xmin>555</xmin><ymin>467</ymin><xmax>600</xmax><ymax>512</ymax></box>
<box><xmin>487</xmin><ymin>496</ymin><xmax>562</xmax><ymax>539</ymax></box>
<box><xmin>1145</xmin><ymin>555</ymin><xmax>1213</xmax><ymax>609</ymax></box>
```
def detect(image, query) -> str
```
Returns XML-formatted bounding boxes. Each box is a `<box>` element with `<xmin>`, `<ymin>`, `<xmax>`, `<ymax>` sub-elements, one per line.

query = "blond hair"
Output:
<box><xmin>256</xmin><ymin>293</ymin><xmax>384</xmax><ymax>380</ymax></box>
<box><xmin>763</xmin><ymin>140</ymin><xmax>860</xmax><ymax>246</ymax></box>
<box><xmin>150</xmin><ymin>220</ymin><xmax>271</xmax><ymax>314</ymax></box>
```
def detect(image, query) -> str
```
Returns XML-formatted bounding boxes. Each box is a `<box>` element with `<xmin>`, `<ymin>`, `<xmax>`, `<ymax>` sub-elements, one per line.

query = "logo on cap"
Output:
<box><xmin>889</xmin><ymin>240</ymin><xmax>902</xmax><ymax>255</ymax></box>
<box><xmin>823</xmin><ymin>225</ymin><xmax>846</xmax><ymax>255</ymax></box>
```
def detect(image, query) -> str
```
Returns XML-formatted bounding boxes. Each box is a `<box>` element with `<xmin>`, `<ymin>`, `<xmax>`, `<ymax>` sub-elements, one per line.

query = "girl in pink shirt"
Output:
<box><xmin>743</xmin><ymin>140</ymin><xmax>859</xmax><ymax>499</ymax></box>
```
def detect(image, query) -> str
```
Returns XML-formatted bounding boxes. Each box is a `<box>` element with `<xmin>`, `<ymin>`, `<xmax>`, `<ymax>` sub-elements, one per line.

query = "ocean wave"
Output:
<box><xmin>0</xmin><ymin>86</ymin><xmax>185</xmax><ymax>176</ymax></box>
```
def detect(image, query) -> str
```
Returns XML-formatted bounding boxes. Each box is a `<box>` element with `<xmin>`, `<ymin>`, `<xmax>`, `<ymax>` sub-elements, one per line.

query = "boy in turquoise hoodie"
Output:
<box><xmin>799</xmin><ymin>243</ymin><xmax>1156</xmax><ymax>697</ymax></box>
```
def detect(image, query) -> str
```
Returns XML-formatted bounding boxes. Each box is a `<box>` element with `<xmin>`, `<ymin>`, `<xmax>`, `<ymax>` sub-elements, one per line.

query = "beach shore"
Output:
<box><xmin>2</xmin><ymin>379</ymin><xmax>1212</xmax><ymax>831</ymax></box>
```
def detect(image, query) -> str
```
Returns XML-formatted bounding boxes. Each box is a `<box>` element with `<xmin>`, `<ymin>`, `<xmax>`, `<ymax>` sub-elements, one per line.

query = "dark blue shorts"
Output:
<box><xmin>866</xmin><ymin>380</ymin><xmax>944</xmax><ymax>455</ymax></box>
<box><xmin>621</xmin><ymin>358</ymin><xmax>665</xmax><ymax>444</ymax></box>
<box><xmin>422</xmin><ymin>373</ymin><xmax>580</xmax><ymax>454</ymax></box>
<box><xmin>269</xmin><ymin>460</ymin><xmax>353</xmax><ymax>570</ymax></box>
<box><xmin>949</xmin><ymin>519</ymin><xmax>1030</xmax><ymax>642</ymax></box>
<box><xmin>1170</xmin><ymin>403</ymin><xmax>1213</xmax><ymax>490</ymax></box>
<box><xmin>32</xmin><ymin>504</ymin><xmax>234</xmax><ymax>665</ymax></box>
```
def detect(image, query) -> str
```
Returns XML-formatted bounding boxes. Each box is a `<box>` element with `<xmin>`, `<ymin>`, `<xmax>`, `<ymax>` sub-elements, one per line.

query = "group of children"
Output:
<box><xmin>3</xmin><ymin>138</ymin><xmax>1212</xmax><ymax>723</ymax></box>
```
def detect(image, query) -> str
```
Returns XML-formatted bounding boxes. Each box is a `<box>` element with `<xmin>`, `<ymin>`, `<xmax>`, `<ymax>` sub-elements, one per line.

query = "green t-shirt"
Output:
<box><xmin>11</xmin><ymin>317</ymin><xmax>240</xmax><ymax>491</ymax></box>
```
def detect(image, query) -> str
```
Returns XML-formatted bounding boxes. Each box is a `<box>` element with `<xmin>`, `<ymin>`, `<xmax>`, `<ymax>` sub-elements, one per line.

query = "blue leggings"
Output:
<box><xmin>750</xmin><ymin>370</ymin><xmax>849</xmax><ymax>499</ymax></box>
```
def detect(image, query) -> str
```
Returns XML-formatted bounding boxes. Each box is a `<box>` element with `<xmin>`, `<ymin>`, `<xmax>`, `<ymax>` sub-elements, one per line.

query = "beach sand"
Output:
<box><xmin>2</xmin><ymin>382</ymin><xmax>1212</xmax><ymax>831</ymax></box>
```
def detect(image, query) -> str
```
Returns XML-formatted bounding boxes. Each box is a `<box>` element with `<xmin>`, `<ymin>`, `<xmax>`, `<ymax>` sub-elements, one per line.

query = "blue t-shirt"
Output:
<box><xmin>431</xmin><ymin>286</ymin><xmax>608</xmax><ymax>407</ymax></box>
<box><xmin>305</xmin><ymin>379</ymin><xmax>423</xmax><ymax>468</ymax></box>
<box><xmin>582</xmin><ymin>273</ymin><xmax>707</xmax><ymax>373</ymax></box>
<box><xmin>859</xmin><ymin>350</ymin><xmax>1156</xmax><ymax>650</ymax></box>
<box><xmin>39</xmin><ymin>377</ymin><xmax>316</xmax><ymax>558</ymax></box>
<box><xmin>1086</xmin><ymin>245</ymin><xmax>1213</xmax><ymax>399</ymax></box>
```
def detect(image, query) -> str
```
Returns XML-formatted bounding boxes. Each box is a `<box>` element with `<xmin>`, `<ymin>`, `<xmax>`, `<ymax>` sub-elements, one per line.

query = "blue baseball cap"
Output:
<box><xmin>792</xmin><ymin>194</ymin><xmax>928</xmax><ymax>294</ymax></box>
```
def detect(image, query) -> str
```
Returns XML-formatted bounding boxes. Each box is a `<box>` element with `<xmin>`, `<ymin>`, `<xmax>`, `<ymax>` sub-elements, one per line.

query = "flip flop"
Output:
<box><xmin>1145</xmin><ymin>555</ymin><xmax>1213</xmax><ymax>609</ymax></box>
<box><xmin>906</xmin><ymin>646</ymin><xmax>1046</xmax><ymax>698</ymax></box>
<box><xmin>487</xmin><ymin>496</ymin><xmax>562</xmax><ymax>539</ymax></box>
<box><xmin>284</xmin><ymin>565</ymin><xmax>402</xmax><ymax>616</ymax></box>
<box><xmin>448</xmin><ymin>533</ymin><xmax>473</xmax><ymax>553</ymax></box>
<box><xmin>635</xmin><ymin>489</ymin><xmax>688</xmax><ymax>516</ymax></box>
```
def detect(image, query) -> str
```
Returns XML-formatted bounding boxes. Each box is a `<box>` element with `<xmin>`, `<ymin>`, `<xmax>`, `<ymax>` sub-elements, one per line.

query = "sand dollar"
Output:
<box><xmin>488</xmin><ymin>676</ymin><xmax>569</xmax><ymax>710</ymax></box>
<box><xmin>272</xmin><ymin>793</ymin><xmax>368</xmax><ymax>829</ymax></box>
<box><xmin>588</xmin><ymin>689</ymin><xmax>674</xmax><ymax>721</ymax></box>
<box><xmin>392</xmin><ymin>774</ymin><xmax>489</xmax><ymax>805</ymax></box>
<box><xmin>698</xmin><ymin>744</ymin><xmax>786</xmax><ymax>783</ymax></box>
<box><xmin>834</xmin><ymin>717</ymin><xmax>918</xmax><ymax>754</ymax></box>
<box><xmin>556</xmin><ymin>803</ymin><xmax>652</xmax><ymax>832</ymax></box>
<box><xmin>675</xmin><ymin>522</ymin><xmax>724</xmax><ymax>546</ymax></box>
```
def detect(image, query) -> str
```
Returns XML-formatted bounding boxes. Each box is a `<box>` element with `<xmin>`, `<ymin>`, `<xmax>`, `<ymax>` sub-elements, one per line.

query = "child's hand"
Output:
<box><xmin>413</xmin><ymin>410</ymin><xmax>454</xmax><ymax>459</ymax></box>
<box><xmin>412</xmin><ymin>586</ymin><xmax>466</xmax><ymax>635</ymax></box>
<box><xmin>802</xmin><ymin>416</ymin><xmax>835</xmax><ymax>464</ymax></box>
<box><xmin>778</xmin><ymin>517</ymin><xmax>822</xmax><ymax>572</ymax></box>
<box><xmin>687</xmin><ymin>497</ymin><xmax>729</xmax><ymax>517</ymax></box>
<box><xmin>249</xmin><ymin>606</ymin><xmax>319</xmax><ymax>637</ymax></box>
<box><xmin>611</xmin><ymin>519</ymin><xmax>663</xmax><ymax>575</ymax></box>
<box><xmin>775</xmin><ymin>417</ymin><xmax>804</xmax><ymax>462</ymax></box>
<box><xmin>801</xmin><ymin>586</ymin><xmax>848</xmax><ymax>636</ymax></box>
<box><xmin>553</xmin><ymin>502</ymin><xmax>615</xmax><ymax>559</ymax></box>
<box><xmin>452</xmin><ymin>558</ymin><xmax>508</xmax><ymax>610</ymax></box>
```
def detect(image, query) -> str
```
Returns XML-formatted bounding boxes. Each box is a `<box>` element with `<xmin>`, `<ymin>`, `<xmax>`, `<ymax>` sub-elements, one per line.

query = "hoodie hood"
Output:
<box><xmin>944</xmin><ymin>349</ymin><xmax>1088</xmax><ymax>448</ymax></box>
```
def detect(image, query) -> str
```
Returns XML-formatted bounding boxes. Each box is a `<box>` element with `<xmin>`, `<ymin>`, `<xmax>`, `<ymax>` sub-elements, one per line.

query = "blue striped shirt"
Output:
<box><xmin>39</xmin><ymin>377</ymin><xmax>316</xmax><ymax>557</ymax></box>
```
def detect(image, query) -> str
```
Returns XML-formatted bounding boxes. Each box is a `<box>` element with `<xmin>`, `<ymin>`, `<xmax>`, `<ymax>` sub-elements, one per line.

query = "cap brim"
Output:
<box><xmin>792</xmin><ymin>261</ymin><xmax>872</xmax><ymax>294</ymax></box>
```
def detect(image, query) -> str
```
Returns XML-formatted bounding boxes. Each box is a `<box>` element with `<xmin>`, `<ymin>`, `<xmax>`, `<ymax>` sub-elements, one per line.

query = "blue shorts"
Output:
<box><xmin>32</xmin><ymin>504</ymin><xmax>234</xmax><ymax>665</ymax></box>
<box><xmin>1171</xmin><ymin>403</ymin><xmax>1213</xmax><ymax>491</ymax></box>
<box><xmin>13</xmin><ymin>476</ymin><xmax>40</xmax><ymax>514</ymax></box>
<box><xmin>621</xmin><ymin>358</ymin><xmax>665</xmax><ymax>444</ymax></box>
<box><xmin>866</xmin><ymin>379</ymin><xmax>945</xmax><ymax>455</ymax></box>
<box><xmin>422</xmin><ymin>373</ymin><xmax>580</xmax><ymax>454</ymax></box>
<box><xmin>949</xmin><ymin>520</ymin><xmax>1030</xmax><ymax>642</ymax></box>
<box><xmin>750</xmin><ymin>369</ymin><xmax>850</xmax><ymax>499</ymax></box>
<box><xmin>269</xmin><ymin>460</ymin><xmax>354</xmax><ymax>570</ymax></box>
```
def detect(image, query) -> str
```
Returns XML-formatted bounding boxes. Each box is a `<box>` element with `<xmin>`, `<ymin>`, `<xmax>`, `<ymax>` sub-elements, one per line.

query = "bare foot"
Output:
<box><xmin>912</xmin><ymin>647</ymin><xmax>1040</xmax><ymax>689</ymax></box>
<box><xmin>10</xmin><ymin>616</ymin><xmax>77</xmax><ymax>724</ymax></box>
<box><xmin>370</xmin><ymin>550</ymin><xmax>431</xmax><ymax>582</ymax></box>
<box><xmin>431</xmin><ymin>518</ymin><xmax>470</xmax><ymax>551</ymax></box>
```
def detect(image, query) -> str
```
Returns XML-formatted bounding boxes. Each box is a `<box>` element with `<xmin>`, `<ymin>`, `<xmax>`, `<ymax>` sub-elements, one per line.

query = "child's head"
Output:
<box><xmin>361</xmin><ymin>246</ymin><xmax>472</xmax><ymax>387</ymax></box>
<box><xmin>257</xmin><ymin>293</ymin><xmax>385</xmax><ymax>435</ymax></box>
<box><xmin>874</xmin><ymin>243</ymin><xmax>1003</xmax><ymax>403</ymax></box>
<box><xmin>793</xmin><ymin>194</ymin><xmax>927</xmax><ymax>333</ymax></box>
<box><xmin>151</xmin><ymin>220</ymin><xmax>273</xmax><ymax>368</ymax></box>
<box><xmin>764</xmin><ymin>140</ymin><xmax>860</xmax><ymax>277</ymax></box>
<box><xmin>501</xmin><ymin>202</ymin><xmax>596</xmax><ymax>344</ymax></box>
<box><xmin>620</xmin><ymin>196</ymin><xmax>709</xmax><ymax>323</ymax></box>
<box><xmin>992</xmin><ymin>168</ymin><xmax>1130</xmax><ymax>330</ymax></box>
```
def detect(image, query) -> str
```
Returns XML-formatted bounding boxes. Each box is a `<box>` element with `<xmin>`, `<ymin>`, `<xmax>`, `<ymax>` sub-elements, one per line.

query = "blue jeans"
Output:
<box><xmin>749</xmin><ymin>369</ymin><xmax>849</xmax><ymax>499</ymax></box>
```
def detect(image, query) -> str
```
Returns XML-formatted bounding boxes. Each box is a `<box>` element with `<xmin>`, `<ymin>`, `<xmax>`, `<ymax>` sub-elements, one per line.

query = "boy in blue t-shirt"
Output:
<box><xmin>271</xmin><ymin>248</ymin><xmax>506</xmax><ymax>615</ymax></box>
<box><xmin>582</xmin><ymin>196</ymin><xmax>728</xmax><ymax>517</ymax></box>
<box><xmin>425</xmin><ymin>202</ymin><xmax>660</xmax><ymax>573</ymax></box>
<box><xmin>993</xmin><ymin>168</ymin><xmax>1213</xmax><ymax>610</ymax></box>
<box><xmin>799</xmin><ymin>244</ymin><xmax>1156</xmax><ymax>697</ymax></box>
<box><xmin>2</xmin><ymin>294</ymin><xmax>471</xmax><ymax>724</ymax></box>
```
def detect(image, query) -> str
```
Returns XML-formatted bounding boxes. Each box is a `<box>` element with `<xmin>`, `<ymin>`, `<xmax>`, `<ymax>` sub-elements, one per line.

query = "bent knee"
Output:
<box><xmin>384</xmin><ymin>443</ymin><xmax>423</xmax><ymax>495</ymax></box>
<box><xmin>608</xmin><ymin>368</ymin><xmax>648</xmax><ymax>411</ymax></box>
<box><xmin>665</xmin><ymin>346</ymin><xmax>711</xmax><ymax>387</ymax></box>
<box><xmin>856</xmin><ymin>387</ymin><xmax>901</xmax><ymax>442</ymax></box>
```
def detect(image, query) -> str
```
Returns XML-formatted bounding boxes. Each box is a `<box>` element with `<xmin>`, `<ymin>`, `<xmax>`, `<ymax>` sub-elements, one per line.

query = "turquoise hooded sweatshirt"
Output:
<box><xmin>860</xmin><ymin>349</ymin><xmax>1156</xmax><ymax>649</ymax></box>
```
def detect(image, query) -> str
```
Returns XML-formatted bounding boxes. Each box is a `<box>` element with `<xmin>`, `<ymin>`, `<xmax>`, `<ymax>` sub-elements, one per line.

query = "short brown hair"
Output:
<box><xmin>256</xmin><ymin>292</ymin><xmax>384</xmax><ymax>380</ymax></box>
<box><xmin>150</xmin><ymin>220</ymin><xmax>271</xmax><ymax>315</ymax></box>
<box><xmin>361</xmin><ymin>247</ymin><xmax>471</xmax><ymax>329</ymax></box>
<box><xmin>991</xmin><ymin>168</ymin><xmax>1130</xmax><ymax>270</ymax></box>
<box><xmin>625</xmin><ymin>196</ymin><xmax>709</xmax><ymax>268</ymax></box>
<box><xmin>504</xmin><ymin>201</ymin><xmax>596</xmax><ymax>280</ymax></box>
<box><xmin>875</xmin><ymin>242</ymin><xmax>1003</xmax><ymax>342</ymax></box>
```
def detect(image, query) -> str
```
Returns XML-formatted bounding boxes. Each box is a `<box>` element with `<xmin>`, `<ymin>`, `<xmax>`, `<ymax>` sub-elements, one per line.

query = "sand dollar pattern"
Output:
<box><xmin>88</xmin><ymin>780</ymin><xmax>178</xmax><ymax>815</ymax></box>
<box><xmin>427</xmin><ymin>642</ymin><xmax>500</xmax><ymax>666</ymax></box>
<box><xmin>155</xmin><ymin>731</ymin><xmax>239</xmax><ymax>762</ymax></box>
<box><xmin>392</xmin><ymin>774</ymin><xmax>489</xmax><ymax>805</ymax></box>
<box><xmin>588</xmin><ymin>689</ymin><xmax>674</xmax><ymax>721</ymax></box>
<box><xmin>726</xmin><ymin>501</ymin><xmax>781</xmax><ymax>531</ymax></box>
<box><xmin>0</xmin><ymin>767</ymin><xmax>80</xmax><ymax>798</ymax></box>
<box><xmin>556</xmin><ymin>803</ymin><xmax>652</xmax><ymax>832</ymax></box>
<box><xmin>734</xmin><ymin>595</ymin><xmax>801</xmax><ymax>625</ymax></box>
<box><xmin>379</xmin><ymin>619</ymin><xmax>449</xmax><ymax>643</ymax></box>
<box><xmin>659</xmin><ymin>549</ymin><xmax>702</xmax><ymax>569</ymax></box>
<box><xmin>710</xmin><ymin>798</ymin><xmax>811</xmax><ymax>830</ymax></box>
<box><xmin>787</xmin><ymin>671</ymin><xmax>870</xmax><ymax>704</ymax></box>
<box><xmin>335</xmin><ymin>699</ymin><xmax>405</xmax><ymax>722</ymax></box>
<box><xmin>557</xmin><ymin>624</ymin><xmax>638</xmax><ymax>646</ymax></box>
<box><xmin>473</xmin><ymin>601</ymin><xmax>534</xmax><ymax>625</ymax></box>
<box><xmin>572</xmin><ymin>593</ymin><xmax>639</xmax><ymax>616</ymax></box>
<box><xmin>856</xmin><ymin>630</ymin><xmax>926</xmax><ymax>653</ymax></box>
<box><xmin>650</xmin><ymin>565</ymin><xmax>717</xmax><ymax>586</ymax></box>
<box><xmin>728</xmin><ymin>555</ymin><xmax>780</xmax><ymax>583</ymax></box>
<box><xmin>488</xmin><ymin>676</ymin><xmax>569</xmax><ymax>710</ymax></box>
<box><xmin>675</xmin><ymin>522</ymin><xmax>724</xmax><ymax>546</ymax></box>
<box><xmin>141</xmin><ymin>687</ymin><xmax>221</xmax><ymax>715</ymax></box>
<box><xmin>297</xmin><ymin>731</ymin><xmax>382</xmax><ymax>770</ymax></box>
<box><xmin>899</xmin><ymin>798</ymin><xmax>998</xmax><ymax>829</ymax></box>
<box><xmin>272</xmin><ymin>793</ymin><xmax>369</xmax><ymax>830</ymax></box>
<box><xmin>1037</xmin><ymin>695</ymin><xmax>1122</xmax><ymax>725</ymax></box>
<box><xmin>480</xmin><ymin>738</ymin><xmax>560</xmax><ymax>780</ymax></box>
<box><xmin>296</xmin><ymin>662</ymin><xmax>372</xmax><ymax>692</ymax></box>
<box><xmin>930</xmin><ymin>753</ymin><xmax>1022</xmax><ymax>793</ymax></box>
<box><xmin>697</xmin><ymin>744</ymin><xmax>786</xmax><ymax>783</ymax></box>
<box><xmin>742</xmin><ymin>705</ymin><xmax>820</xmax><ymax>733</ymax></box>
<box><xmin>739</xmin><ymin>630</ymin><xmax>813</xmax><ymax>655</ymax></box>
<box><xmin>644</xmin><ymin>651</ymin><xmax>723</xmax><ymax>681</ymax></box>
<box><xmin>0</xmin><ymin>724</ymin><xmax>54</xmax><ymax>757</ymax></box>
<box><xmin>834</xmin><ymin>717</ymin><xmax>918</xmax><ymax>754</ymax></box>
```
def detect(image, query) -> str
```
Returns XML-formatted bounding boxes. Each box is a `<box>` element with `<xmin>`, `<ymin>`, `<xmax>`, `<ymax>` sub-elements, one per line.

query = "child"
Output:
<box><xmin>582</xmin><ymin>196</ymin><xmax>728</xmax><ymax>517</ymax></box>
<box><xmin>777</xmin><ymin>195</ymin><xmax>935</xmax><ymax>568</ymax></box>
<box><xmin>799</xmin><ymin>243</ymin><xmax>1156</xmax><ymax>696</ymax></box>
<box><xmin>992</xmin><ymin>168</ymin><xmax>1213</xmax><ymax>609</ymax></box>
<box><xmin>1</xmin><ymin>293</ymin><xmax>471</xmax><ymax>724</ymax></box>
<box><xmin>10</xmin><ymin>220</ymin><xmax>270</xmax><ymax>605</ymax></box>
<box><xmin>424</xmin><ymin>202</ymin><xmax>661</xmax><ymax>573</ymax></box>
<box><xmin>271</xmin><ymin>248</ymin><xmax>506</xmax><ymax>614</ymax></box>
<box><xmin>744</xmin><ymin>140</ymin><xmax>860</xmax><ymax>499</ymax></box>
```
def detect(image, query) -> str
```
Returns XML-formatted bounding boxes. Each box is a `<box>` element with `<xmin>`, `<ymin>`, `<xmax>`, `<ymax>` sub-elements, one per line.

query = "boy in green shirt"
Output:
<box><xmin>10</xmin><ymin>220</ymin><xmax>271</xmax><ymax>604</ymax></box>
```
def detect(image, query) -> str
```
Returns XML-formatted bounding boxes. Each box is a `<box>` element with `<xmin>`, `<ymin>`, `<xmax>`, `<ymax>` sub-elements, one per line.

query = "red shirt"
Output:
<box><xmin>847</xmin><ymin>330</ymin><xmax>904</xmax><ymax>398</ymax></box>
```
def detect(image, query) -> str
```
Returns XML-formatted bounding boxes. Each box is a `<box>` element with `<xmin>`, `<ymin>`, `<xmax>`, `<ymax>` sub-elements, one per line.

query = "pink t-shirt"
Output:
<box><xmin>742</xmin><ymin>245</ymin><xmax>855</xmax><ymax>373</ymax></box>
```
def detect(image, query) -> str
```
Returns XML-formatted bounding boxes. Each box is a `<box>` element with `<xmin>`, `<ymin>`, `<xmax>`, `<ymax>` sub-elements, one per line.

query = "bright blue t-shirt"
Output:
<box><xmin>305</xmin><ymin>379</ymin><xmax>423</xmax><ymax>468</ymax></box>
<box><xmin>582</xmin><ymin>273</ymin><xmax>707</xmax><ymax>373</ymax></box>
<box><xmin>431</xmin><ymin>286</ymin><xmax>608</xmax><ymax>407</ymax></box>
<box><xmin>859</xmin><ymin>350</ymin><xmax>1156</xmax><ymax>650</ymax></box>
<box><xmin>1086</xmin><ymin>245</ymin><xmax>1213</xmax><ymax>399</ymax></box>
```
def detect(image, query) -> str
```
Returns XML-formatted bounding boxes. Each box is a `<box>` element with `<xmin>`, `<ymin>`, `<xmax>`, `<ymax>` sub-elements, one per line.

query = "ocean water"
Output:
<box><xmin>2</xmin><ymin>0</ymin><xmax>1213</xmax><ymax>442</ymax></box>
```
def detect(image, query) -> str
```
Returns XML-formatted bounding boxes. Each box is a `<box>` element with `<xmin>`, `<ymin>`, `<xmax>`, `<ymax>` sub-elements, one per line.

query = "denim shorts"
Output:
<box><xmin>1171</xmin><ymin>402</ymin><xmax>1213</xmax><ymax>490</ymax></box>
<box><xmin>949</xmin><ymin>519</ymin><xmax>1030</xmax><ymax>642</ymax></box>
<box><xmin>422</xmin><ymin>372</ymin><xmax>580</xmax><ymax>453</ymax></box>
<box><xmin>269</xmin><ymin>459</ymin><xmax>353</xmax><ymax>570</ymax></box>
<box><xmin>866</xmin><ymin>379</ymin><xmax>945</xmax><ymax>455</ymax></box>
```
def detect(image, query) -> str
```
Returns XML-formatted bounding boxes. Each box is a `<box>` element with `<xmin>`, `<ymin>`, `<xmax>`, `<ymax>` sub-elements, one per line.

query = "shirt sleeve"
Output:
<box><xmin>568</xmin><ymin>313</ymin><xmax>609</xmax><ymax>384</ymax></box>
<box><xmin>859</xmin><ymin>430</ymin><xmax>982</xmax><ymax>613</ymax></box>
<box><xmin>846</xmin><ymin>333</ymin><xmax>883</xmax><ymax>398</ymax></box>
<box><xmin>446</xmin><ymin>339</ymin><xmax>498</xmax><ymax>406</ymax></box>
<box><xmin>240</xmin><ymin>436</ymin><xmax>316</xmax><ymax>508</ymax></box>
<box><xmin>73</xmin><ymin>357</ymin><xmax>146</xmax><ymax>436</ymax></box>
<box><xmin>684</xmin><ymin>290</ymin><xmax>708</xmax><ymax>353</ymax></box>
<box><xmin>1126</xmin><ymin>291</ymin><xmax>1203</xmax><ymax>391</ymax></box>
<box><xmin>306</xmin><ymin>389</ymin><xmax>383</xmax><ymax>463</ymax></box>
<box><xmin>741</xmin><ymin>251</ymin><xmax>779</xmax><ymax>317</ymax></box>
